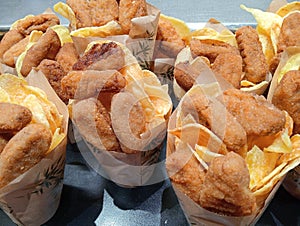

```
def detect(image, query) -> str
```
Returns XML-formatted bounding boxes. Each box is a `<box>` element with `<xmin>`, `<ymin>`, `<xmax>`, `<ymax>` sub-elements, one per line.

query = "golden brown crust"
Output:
<box><xmin>0</xmin><ymin>123</ymin><xmax>52</xmax><ymax>188</ymax></box>
<box><xmin>174</xmin><ymin>61</ymin><xmax>199</xmax><ymax>92</ymax></box>
<box><xmin>20</xmin><ymin>28</ymin><xmax>61</xmax><ymax>76</ymax></box>
<box><xmin>61</xmin><ymin>69</ymin><xmax>126</xmax><ymax>100</ymax></box>
<box><xmin>199</xmin><ymin>152</ymin><xmax>257</xmax><ymax>216</ymax></box>
<box><xmin>66</xmin><ymin>0</ymin><xmax>119</xmax><ymax>28</ymax></box>
<box><xmin>272</xmin><ymin>70</ymin><xmax>300</xmax><ymax>134</ymax></box>
<box><xmin>222</xmin><ymin>88</ymin><xmax>286</xmax><ymax>136</ymax></box>
<box><xmin>0</xmin><ymin>103</ymin><xmax>32</xmax><ymax>133</ymax></box>
<box><xmin>72</xmin><ymin>98</ymin><xmax>121</xmax><ymax>152</ymax></box>
<box><xmin>55</xmin><ymin>42</ymin><xmax>79</xmax><ymax>74</ymax></box>
<box><xmin>0</xmin><ymin>29</ymin><xmax>25</xmax><ymax>59</ymax></box>
<box><xmin>119</xmin><ymin>0</ymin><xmax>147</xmax><ymax>33</ymax></box>
<box><xmin>211</xmin><ymin>52</ymin><xmax>243</xmax><ymax>89</ymax></box>
<box><xmin>72</xmin><ymin>42</ymin><xmax>125</xmax><ymax>71</ymax></box>
<box><xmin>235</xmin><ymin>26</ymin><xmax>268</xmax><ymax>83</ymax></box>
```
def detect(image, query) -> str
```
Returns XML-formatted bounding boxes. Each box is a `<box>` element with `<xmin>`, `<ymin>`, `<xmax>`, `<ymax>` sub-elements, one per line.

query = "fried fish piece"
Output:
<box><xmin>0</xmin><ymin>123</ymin><xmax>52</xmax><ymax>188</ymax></box>
<box><xmin>119</xmin><ymin>0</ymin><xmax>147</xmax><ymax>34</ymax></box>
<box><xmin>111</xmin><ymin>91</ymin><xmax>146</xmax><ymax>153</ymax></box>
<box><xmin>0</xmin><ymin>29</ymin><xmax>25</xmax><ymax>59</ymax></box>
<box><xmin>199</xmin><ymin>152</ymin><xmax>257</xmax><ymax>216</ymax></box>
<box><xmin>72</xmin><ymin>42</ymin><xmax>125</xmax><ymax>71</ymax></box>
<box><xmin>20</xmin><ymin>28</ymin><xmax>61</xmax><ymax>76</ymax></box>
<box><xmin>61</xmin><ymin>69</ymin><xmax>126</xmax><ymax>100</ymax></box>
<box><xmin>235</xmin><ymin>26</ymin><xmax>268</xmax><ymax>83</ymax></box>
<box><xmin>55</xmin><ymin>42</ymin><xmax>79</xmax><ymax>74</ymax></box>
<box><xmin>72</xmin><ymin>97</ymin><xmax>120</xmax><ymax>152</ymax></box>
<box><xmin>190</xmin><ymin>38</ymin><xmax>239</xmax><ymax>63</ymax></box>
<box><xmin>277</xmin><ymin>13</ymin><xmax>300</xmax><ymax>53</ymax></box>
<box><xmin>37</xmin><ymin>59</ymin><xmax>68</xmax><ymax>103</ymax></box>
<box><xmin>2</xmin><ymin>36</ymin><xmax>30</xmax><ymax>67</ymax></box>
<box><xmin>155</xmin><ymin>16</ymin><xmax>186</xmax><ymax>58</ymax></box>
<box><xmin>0</xmin><ymin>103</ymin><xmax>32</xmax><ymax>133</ymax></box>
<box><xmin>0</xmin><ymin>134</ymin><xmax>11</xmax><ymax>154</ymax></box>
<box><xmin>221</xmin><ymin>88</ymin><xmax>286</xmax><ymax>137</ymax></box>
<box><xmin>272</xmin><ymin>70</ymin><xmax>300</xmax><ymax>134</ymax></box>
<box><xmin>211</xmin><ymin>52</ymin><xmax>243</xmax><ymax>89</ymax></box>
<box><xmin>15</xmin><ymin>14</ymin><xmax>60</xmax><ymax>36</ymax></box>
<box><xmin>181</xmin><ymin>92</ymin><xmax>247</xmax><ymax>156</ymax></box>
<box><xmin>66</xmin><ymin>0</ymin><xmax>119</xmax><ymax>28</ymax></box>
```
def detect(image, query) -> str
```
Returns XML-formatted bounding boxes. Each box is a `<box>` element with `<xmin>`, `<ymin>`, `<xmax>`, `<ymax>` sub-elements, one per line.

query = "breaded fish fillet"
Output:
<box><xmin>0</xmin><ymin>103</ymin><xmax>32</xmax><ymax>133</ymax></box>
<box><xmin>20</xmin><ymin>28</ymin><xmax>61</xmax><ymax>76</ymax></box>
<box><xmin>55</xmin><ymin>42</ymin><xmax>79</xmax><ymax>74</ymax></box>
<box><xmin>181</xmin><ymin>92</ymin><xmax>247</xmax><ymax>155</ymax></box>
<box><xmin>37</xmin><ymin>59</ymin><xmax>68</xmax><ymax>103</ymax></box>
<box><xmin>235</xmin><ymin>26</ymin><xmax>268</xmax><ymax>83</ymax></box>
<box><xmin>199</xmin><ymin>152</ymin><xmax>257</xmax><ymax>216</ymax></box>
<box><xmin>66</xmin><ymin>0</ymin><xmax>118</xmax><ymax>28</ymax></box>
<box><xmin>272</xmin><ymin>70</ymin><xmax>300</xmax><ymax>134</ymax></box>
<box><xmin>211</xmin><ymin>52</ymin><xmax>243</xmax><ymax>88</ymax></box>
<box><xmin>61</xmin><ymin>69</ymin><xmax>126</xmax><ymax>100</ymax></box>
<box><xmin>221</xmin><ymin>88</ymin><xmax>286</xmax><ymax>136</ymax></box>
<box><xmin>72</xmin><ymin>97</ymin><xmax>120</xmax><ymax>152</ymax></box>
<box><xmin>72</xmin><ymin>42</ymin><xmax>125</xmax><ymax>71</ymax></box>
<box><xmin>0</xmin><ymin>123</ymin><xmax>52</xmax><ymax>188</ymax></box>
<box><xmin>119</xmin><ymin>0</ymin><xmax>147</xmax><ymax>33</ymax></box>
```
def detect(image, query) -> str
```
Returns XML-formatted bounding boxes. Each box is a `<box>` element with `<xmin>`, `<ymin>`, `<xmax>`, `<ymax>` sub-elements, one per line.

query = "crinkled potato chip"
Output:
<box><xmin>246</xmin><ymin>145</ymin><xmax>280</xmax><ymax>190</ymax></box>
<box><xmin>264</xmin><ymin>129</ymin><xmax>293</xmax><ymax>154</ymax></box>
<box><xmin>194</xmin><ymin>144</ymin><xmax>223</xmax><ymax>163</ymax></box>
<box><xmin>53</xmin><ymin>2</ymin><xmax>77</xmax><ymax>29</ymax></box>
<box><xmin>51</xmin><ymin>25</ymin><xmax>73</xmax><ymax>45</ymax></box>
<box><xmin>276</xmin><ymin>1</ymin><xmax>300</xmax><ymax>17</ymax></box>
<box><xmin>70</xmin><ymin>21</ymin><xmax>123</xmax><ymax>38</ymax></box>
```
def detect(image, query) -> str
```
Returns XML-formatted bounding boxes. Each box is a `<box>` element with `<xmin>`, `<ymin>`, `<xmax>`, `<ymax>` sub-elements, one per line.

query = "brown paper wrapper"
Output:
<box><xmin>71</xmin><ymin>3</ymin><xmax>160</xmax><ymax>70</ymax></box>
<box><xmin>0</xmin><ymin>71</ymin><xmax>69</xmax><ymax>226</ymax></box>
<box><xmin>166</xmin><ymin>106</ymin><xmax>285</xmax><ymax>226</ymax></box>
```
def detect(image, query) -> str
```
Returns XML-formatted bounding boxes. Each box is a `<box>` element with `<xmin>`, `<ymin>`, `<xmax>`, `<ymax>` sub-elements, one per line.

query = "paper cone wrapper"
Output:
<box><xmin>0</xmin><ymin>71</ymin><xmax>69</xmax><ymax>226</ymax></box>
<box><xmin>71</xmin><ymin>3</ymin><xmax>160</xmax><ymax>70</ymax></box>
<box><xmin>72</xmin><ymin>118</ymin><xmax>166</xmax><ymax>187</ymax></box>
<box><xmin>166</xmin><ymin>102</ymin><xmax>285</xmax><ymax>226</ymax></box>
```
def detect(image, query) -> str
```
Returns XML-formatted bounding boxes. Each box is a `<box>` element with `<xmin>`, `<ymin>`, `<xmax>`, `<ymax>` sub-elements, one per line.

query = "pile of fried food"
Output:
<box><xmin>166</xmin><ymin>1</ymin><xmax>300</xmax><ymax>218</ymax></box>
<box><xmin>67</xmin><ymin>40</ymin><xmax>172</xmax><ymax>154</ymax></box>
<box><xmin>0</xmin><ymin>74</ymin><xmax>65</xmax><ymax>189</ymax></box>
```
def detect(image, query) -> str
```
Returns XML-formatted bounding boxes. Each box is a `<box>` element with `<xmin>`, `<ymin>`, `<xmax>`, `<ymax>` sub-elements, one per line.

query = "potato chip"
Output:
<box><xmin>53</xmin><ymin>2</ymin><xmax>77</xmax><ymax>29</ymax></box>
<box><xmin>70</xmin><ymin>21</ymin><xmax>123</xmax><ymax>38</ymax></box>
<box><xmin>276</xmin><ymin>1</ymin><xmax>300</xmax><ymax>17</ymax></box>
<box><xmin>160</xmin><ymin>14</ymin><xmax>190</xmax><ymax>40</ymax></box>
<box><xmin>0</xmin><ymin>87</ymin><xmax>11</xmax><ymax>102</ymax></box>
<box><xmin>246</xmin><ymin>145</ymin><xmax>280</xmax><ymax>190</ymax></box>
<box><xmin>194</xmin><ymin>144</ymin><xmax>223</xmax><ymax>163</ymax></box>
<box><xmin>277</xmin><ymin>52</ymin><xmax>300</xmax><ymax>83</ymax></box>
<box><xmin>51</xmin><ymin>25</ymin><xmax>73</xmax><ymax>45</ymax></box>
<box><xmin>264</xmin><ymin>129</ymin><xmax>293</xmax><ymax>153</ymax></box>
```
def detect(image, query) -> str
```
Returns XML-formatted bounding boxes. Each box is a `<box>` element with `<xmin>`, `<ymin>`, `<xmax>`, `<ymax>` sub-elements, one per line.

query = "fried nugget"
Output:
<box><xmin>0</xmin><ymin>123</ymin><xmax>52</xmax><ymax>188</ymax></box>
<box><xmin>111</xmin><ymin>91</ymin><xmax>146</xmax><ymax>153</ymax></box>
<box><xmin>0</xmin><ymin>103</ymin><xmax>32</xmax><ymax>133</ymax></box>
<box><xmin>277</xmin><ymin>13</ymin><xmax>300</xmax><ymax>53</ymax></box>
<box><xmin>61</xmin><ymin>69</ymin><xmax>126</xmax><ymax>100</ymax></box>
<box><xmin>174</xmin><ymin>61</ymin><xmax>199</xmax><ymax>92</ymax></box>
<box><xmin>167</xmin><ymin>141</ymin><xmax>206</xmax><ymax>203</ymax></box>
<box><xmin>221</xmin><ymin>88</ymin><xmax>286</xmax><ymax>137</ymax></box>
<box><xmin>0</xmin><ymin>134</ymin><xmax>11</xmax><ymax>154</ymax></box>
<box><xmin>72</xmin><ymin>97</ymin><xmax>120</xmax><ymax>152</ymax></box>
<box><xmin>235</xmin><ymin>26</ymin><xmax>268</xmax><ymax>83</ymax></box>
<box><xmin>181</xmin><ymin>92</ymin><xmax>247</xmax><ymax>156</ymax></box>
<box><xmin>190</xmin><ymin>38</ymin><xmax>239</xmax><ymax>63</ymax></box>
<box><xmin>155</xmin><ymin>17</ymin><xmax>186</xmax><ymax>58</ymax></box>
<box><xmin>72</xmin><ymin>42</ymin><xmax>125</xmax><ymax>71</ymax></box>
<box><xmin>37</xmin><ymin>59</ymin><xmax>68</xmax><ymax>103</ymax></box>
<box><xmin>2</xmin><ymin>36</ymin><xmax>30</xmax><ymax>67</ymax></box>
<box><xmin>55</xmin><ymin>42</ymin><xmax>79</xmax><ymax>73</ymax></box>
<box><xmin>211</xmin><ymin>52</ymin><xmax>243</xmax><ymax>88</ymax></box>
<box><xmin>0</xmin><ymin>29</ymin><xmax>25</xmax><ymax>59</ymax></box>
<box><xmin>15</xmin><ymin>14</ymin><xmax>60</xmax><ymax>36</ymax></box>
<box><xmin>272</xmin><ymin>70</ymin><xmax>300</xmax><ymax>134</ymax></box>
<box><xmin>20</xmin><ymin>28</ymin><xmax>61</xmax><ymax>76</ymax></box>
<box><xmin>199</xmin><ymin>152</ymin><xmax>257</xmax><ymax>216</ymax></box>
<box><xmin>66</xmin><ymin>0</ymin><xmax>119</xmax><ymax>28</ymax></box>
<box><xmin>119</xmin><ymin>0</ymin><xmax>147</xmax><ymax>34</ymax></box>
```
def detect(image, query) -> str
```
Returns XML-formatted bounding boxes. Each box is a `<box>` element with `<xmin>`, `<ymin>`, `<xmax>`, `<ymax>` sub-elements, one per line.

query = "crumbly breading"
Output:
<box><xmin>0</xmin><ymin>29</ymin><xmax>24</xmax><ymax>59</ymax></box>
<box><xmin>55</xmin><ymin>42</ymin><xmax>79</xmax><ymax>74</ymax></box>
<box><xmin>235</xmin><ymin>26</ymin><xmax>268</xmax><ymax>83</ymax></box>
<box><xmin>272</xmin><ymin>70</ymin><xmax>300</xmax><ymax>134</ymax></box>
<box><xmin>199</xmin><ymin>152</ymin><xmax>257</xmax><ymax>216</ymax></box>
<box><xmin>0</xmin><ymin>103</ymin><xmax>32</xmax><ymax>133</ymax></box>
<box><xmin>0</xmin><ymin>123</ymin><xmax>52</xmax><ymax>188</ymax></box>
